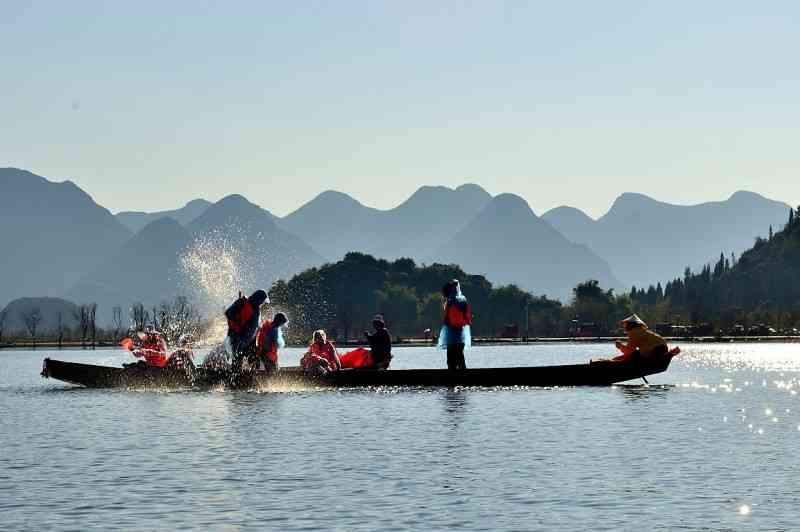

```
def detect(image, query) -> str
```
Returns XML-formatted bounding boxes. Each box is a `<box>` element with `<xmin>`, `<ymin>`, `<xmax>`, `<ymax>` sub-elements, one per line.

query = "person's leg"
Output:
<box><xmin>456</xmin><ymin>343</ymin><xmax>466</xmax><ymax>369</ymax></box>
<box><xmin>447</xmin><ymin>344</ymin><xmax>457</xmax><ymax>370</ymax></box>
<box><xmin>231</xmin><ymin>351</ymin><xmax>242</xmax><ymax>372</ymax></box>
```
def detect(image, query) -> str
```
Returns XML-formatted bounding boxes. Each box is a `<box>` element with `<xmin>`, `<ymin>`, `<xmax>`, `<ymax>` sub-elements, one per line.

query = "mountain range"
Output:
<box><xmin>0</xmin><ymin>168</ymin><xmax>132</xmax><ymax>305</ymax></box>
<box><xmin>116</xmin><ymin>199</ymin><xmax>212</xmax><ymax>233</ymax></box>
<box><xmin>0</xmin><ymin>167</ymin><xmax>790</xmax><ymax>321</ymax></box>
<box><xmin>279</xmin><ymin>184</ymin><xmax>616</xmax><ymax>299</ymax></box>
<box><xmin>542</xmin><ymin>191</ymin><xmax>791</xmax><ymax>288</ymax></box>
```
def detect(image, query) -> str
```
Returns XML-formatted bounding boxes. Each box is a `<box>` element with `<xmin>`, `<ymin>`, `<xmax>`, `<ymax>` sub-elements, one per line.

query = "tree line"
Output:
<box><xmin>268</xmin><ymin>252</ymin><xmax>612</xmax><ymax>341</ymax></box>
<box><xmin>0</xmin><ymin>296</ymin><xmax>207</xmax><ymax>349</ymax></box>
<box><xmin>628</xmin><ymin>207</ymin><xmax>800</xmax><ymax>332</ymax></box>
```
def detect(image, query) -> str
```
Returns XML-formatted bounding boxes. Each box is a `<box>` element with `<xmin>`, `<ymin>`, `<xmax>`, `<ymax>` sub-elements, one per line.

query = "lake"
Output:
<box><xmin>2</xmin><ymin>343</ymin><xmax>800</xmax><ymax>531</ymax></box>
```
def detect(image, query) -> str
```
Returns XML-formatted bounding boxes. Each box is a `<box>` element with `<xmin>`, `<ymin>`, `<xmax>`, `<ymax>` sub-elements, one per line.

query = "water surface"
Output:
<box><xmin>2</xmin><ymin>343</ymin><xmax>800</xmax><ymax>530</ymax></box>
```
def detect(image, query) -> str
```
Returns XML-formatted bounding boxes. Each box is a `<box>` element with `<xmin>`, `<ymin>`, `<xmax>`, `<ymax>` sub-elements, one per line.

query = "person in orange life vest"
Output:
<box><xmin>133</xmin><ymin>325</ymin><xmax>169</xmax><ymax>367</ymax></box>
<box><xmin>364</xmin><ymin>314</ymin><xmax>392</xmax><ymax>369</ymax></box>
<box><xmin>300</xmin><ymin>329</ymin><xmax>341</xmax><ymax>376</ymax></box>
<box><xmin>253</xmin><ymin>312</ymin><xmax>288</xmax><ymax>371</ymax></box>
<box><xmin>438</xmin><ymin>279</ymin><xmax>472</xmax><ymax>370</ymax></box>
<box><xmin>611</xmin><ymin>314</ymin><xmax>668</xmax><ymax>362</ymax></box>
<box><xmin>225</xmin><ymin>289</ymin><xmax>269</xmax><ymax>371</ymax></box>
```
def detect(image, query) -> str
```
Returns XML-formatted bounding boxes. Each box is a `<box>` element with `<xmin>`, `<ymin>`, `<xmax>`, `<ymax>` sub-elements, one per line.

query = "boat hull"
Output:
<box><xmin>41</xmin><ymin>354</ymin><xmax>676</xmax><ymax>389</ymax></box>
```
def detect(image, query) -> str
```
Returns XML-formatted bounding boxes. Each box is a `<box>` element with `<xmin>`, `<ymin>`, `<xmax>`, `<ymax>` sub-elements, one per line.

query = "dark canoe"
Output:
<box><xmin>41</xmin><ymin>352</ymin><xmax>677</xmax><ymax>389</ymax></box>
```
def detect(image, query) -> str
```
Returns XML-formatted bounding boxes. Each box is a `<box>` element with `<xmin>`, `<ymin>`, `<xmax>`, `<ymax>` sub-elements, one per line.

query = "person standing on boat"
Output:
<box><xmin>301</xmin><ymin>329</ymin><xmax>341</xmax><ymax>376</ymax></box>
<box><xmin>252</xmin><ymin>312</ymin><xmax>288</xmax><ymax>371</ymax></box>
<box><xmin>225</xmin><ymin>289</ymin><xmax>269</xmax><ymax>371</ymax></box>
<box><xmin>612</xmin><ymin>314</ymin><xmax>668</xmax><ymax>362</ymax></box>
<box><xmin>365</xmin><ymin>314</ymin><xmax>392</xmax><ymax>369</ymax></box>
<box><xmin>438</xmin><ymin>279</ymin><xmax>472</xmax><ymax>370</ymax></box>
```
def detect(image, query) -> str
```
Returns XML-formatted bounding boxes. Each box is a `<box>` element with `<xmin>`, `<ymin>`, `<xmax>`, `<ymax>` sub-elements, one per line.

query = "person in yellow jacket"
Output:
<box><xmin>611</xmin><ymin>314</ymin><xmax>668</xmax><ymax>362</ymax></box>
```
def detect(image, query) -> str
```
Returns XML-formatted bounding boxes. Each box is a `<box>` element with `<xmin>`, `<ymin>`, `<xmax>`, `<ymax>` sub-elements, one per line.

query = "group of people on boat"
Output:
<box><xmin>121</xmin><ymin>277</ymin><xmax>675</xmax><ymax>376</ymax></box>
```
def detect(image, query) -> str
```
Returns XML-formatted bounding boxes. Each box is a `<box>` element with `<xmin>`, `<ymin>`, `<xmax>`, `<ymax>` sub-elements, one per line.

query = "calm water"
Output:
<box><xmin>2</xmin><ymin>343</ymin><xmax>800</xmax><ymax>531</ymax></box>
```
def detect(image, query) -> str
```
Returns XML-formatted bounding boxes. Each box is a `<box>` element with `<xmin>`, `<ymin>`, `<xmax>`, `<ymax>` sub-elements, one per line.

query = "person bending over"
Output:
<box><xmin>253</xmin><ymin>312</ymin><xmax>288</xmax><ymax>372</ymax></box>
<box><xmin>225</xmin><ymin>289</ymin><xmax>269</xmax><ymax>371</ymax></box>
<box><xmin>612</xmin><ymin>314</ymin><xmax>668</xmax><ymax>362</ymax></box>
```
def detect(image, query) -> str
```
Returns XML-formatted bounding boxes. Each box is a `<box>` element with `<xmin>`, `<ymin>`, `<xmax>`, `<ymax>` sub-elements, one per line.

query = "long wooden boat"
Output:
<box><xmin>41</xmin><ymin>351</ymin><xmax>677</xmax><ymax>389</ymax></box>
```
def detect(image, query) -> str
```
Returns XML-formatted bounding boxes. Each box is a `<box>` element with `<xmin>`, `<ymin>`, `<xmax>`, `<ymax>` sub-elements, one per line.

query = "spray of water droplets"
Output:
<box><xmin>178</xmin><ymin>230</ymin><xmax>258</xmax><ymax>342</ymax></box>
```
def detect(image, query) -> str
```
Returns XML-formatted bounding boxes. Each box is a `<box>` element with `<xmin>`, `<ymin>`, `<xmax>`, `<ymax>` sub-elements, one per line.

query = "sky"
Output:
<box><xmin>2</xmin><ymin>1</ymin><xmax>799</xmax><ymax>218</ymax></box>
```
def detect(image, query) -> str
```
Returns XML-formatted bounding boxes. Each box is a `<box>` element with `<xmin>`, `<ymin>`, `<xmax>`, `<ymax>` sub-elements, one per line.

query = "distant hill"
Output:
<box><xmin>543</xmin><ymin>191</ymin><xmax>791</xmax><ymax>288</ymax></box>
<box><xmin>116</xmin><ymin>199</ymin><xmax>211</xmax><ymax>233</ymax></box>
<box><xmin>702</xmin><ymin>210</ymin><xmax>800</xmax><ymax>311</ymax></box>
<box><xmin>69</xmin><ymin>195</ymin><xmax>324</xmax><ymax>317</ymax></box>
<box><xmin>279</xmin><ymin>184</ymin><xmax>492</xmax><ymax>262</ymax></box>
<box><xmin>1</xmin><ymin>297</ymin><xmax>80</xmax><ymax>334</ymax></box>
<box><xmin>0</xmin><ymin>168</ymin><xmax>132</xmax><ymax>308</ymax></box>
<box><xmin>68</xmin><ymin>218</ymin><xmax>193</xmax><ymax>317</ymax></box>
<box><xmin>433</xmin><ymin>194</ymin><xmax>620</xmax><ymax>301</ymax></box>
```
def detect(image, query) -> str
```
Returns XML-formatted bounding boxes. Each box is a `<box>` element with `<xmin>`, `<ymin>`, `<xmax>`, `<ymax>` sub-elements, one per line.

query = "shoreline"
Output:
<box><xmin>3</xmin><ymin>335</ymin><xmax>800</xmax><ymax>351</ymax></box>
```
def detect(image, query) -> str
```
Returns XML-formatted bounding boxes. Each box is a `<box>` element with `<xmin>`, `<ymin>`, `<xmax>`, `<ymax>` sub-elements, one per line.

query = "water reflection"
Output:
<box><xmin>439</xmin><ymin>388</ymin><xmax>470</xmax><ymax>429</ymax></box>
<box><xmin>615</xmin><ymin>383</ymin><xmax>673</xmax><ymax>401</ymax></box>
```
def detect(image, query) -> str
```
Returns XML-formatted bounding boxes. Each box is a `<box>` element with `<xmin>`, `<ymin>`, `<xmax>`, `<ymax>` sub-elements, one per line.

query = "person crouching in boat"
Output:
<box><xmin>225</xmin><ymin>289</ymin><xmax>269</xmax><ymax>371</ymax></box>
<box><xmin>252</xmin><ymin>312</ymin><xmax>288</xmax><ymax>372</ymax></box>
<box><xmin>438</xmin><ymin>279</ymin><xmax>472</xmax><ymax>370</ymax></box>
<box><xmin>133</xmin><ymin>325</ymin><xmax>169</xmax><ymax>367</ymax></box>
<box><xmin>301</xmin><ymin>329</ymin><xmax>341</xmax><ymax>376</ymax></box>
<box><xmin>611</xmin><ymin>314</ymin><xmax>668</xmax><ymax>362</ymax></box>
<box><xmin>364</xmin><ymin>314</ymin><xmax>392</xmax><ymax>369</ymax></box>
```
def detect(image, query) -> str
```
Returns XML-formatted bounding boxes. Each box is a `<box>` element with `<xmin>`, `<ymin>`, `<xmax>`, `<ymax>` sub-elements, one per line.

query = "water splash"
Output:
<box><xmin>179</xmin><ymin>230</ymin><xmax>254</xmax><ymax>313</ymax></box>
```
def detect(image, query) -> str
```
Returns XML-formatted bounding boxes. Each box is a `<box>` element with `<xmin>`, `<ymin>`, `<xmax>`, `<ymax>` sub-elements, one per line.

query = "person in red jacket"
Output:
<box><xmin>301</xmin><ymin>329</ymin><xmax>341</xmax><ymax>376</ymax></box>
<box><xmin>252</xmin><ymin>312</ymin><xmax>288</xmax><ymax>372</ymax></box>
<box><xmin>225</xmin><ymin>290</ymin><xmax>269</xmax><ymax>371</ymax></box>
<box><xmin>133</xmin><ymin>326</ymin><xmax>168</xmax><ymax>367</ymax></box>
<box><xmin>438</xmin><ymin>279</ymin><xmax>472</xmax><ymax>370</ymax></box>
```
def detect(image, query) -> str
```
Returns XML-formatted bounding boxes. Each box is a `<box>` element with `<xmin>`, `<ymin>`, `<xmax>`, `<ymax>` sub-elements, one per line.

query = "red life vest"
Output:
<box><xmin>302</xmin><ymin>341</ymin><xmax>338</xmax><ymax>371</ymax></box>
<box><xmin>228</xmin><ymin>298</ymin><xmax>254</xmax><ymax>334</ymax></box>
<box><xmin>445</xmin><ymin>301</ymin><xmax>472</xmax><ymax>328</ymax></box>
<box><xmin>136</xmin><ymin>332</ymin><xmax>168</xmax><ymax>367</ymax></box>
<box><xmin>255</xmin><ymin>320</ymin><xmax>278</xmax><ymax>363</ymax></box>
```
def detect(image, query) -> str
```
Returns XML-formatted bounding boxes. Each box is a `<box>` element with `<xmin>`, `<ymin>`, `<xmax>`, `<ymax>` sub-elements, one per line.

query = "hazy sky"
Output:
<box><xmin>2</xmin><ymin>1</ymin><xmax>798</xmax><ymax>217</ymax></box>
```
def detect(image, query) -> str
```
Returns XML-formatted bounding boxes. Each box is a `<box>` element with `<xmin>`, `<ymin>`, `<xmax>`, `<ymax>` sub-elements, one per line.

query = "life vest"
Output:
<box><xmin>142</xmin><ymin>332</ymin><xmax>167</xmax><ymax>354</ymax></box>
<box><xmin>304</xmin><ymin>341</ymin><xmax>338</xmax><ymax>370</ymax></box>
<box><xmin>445</xmin><ymin>301</ymin><xmax>472</xmax><ymax>328</ymax></box>
<box><xmin>227</xmin><ymin>298</ymin><xmax>254</xmax><ymax>334</ymax></box>
<box><xmin>255</xmin><ymin>320</ymin><xmax>278</xmax><ymax>363</ymax></box>
<box><xmin>136</xmin><ymin>332</ymin><xmax>168</xmax><ymax>367</ymax></box>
